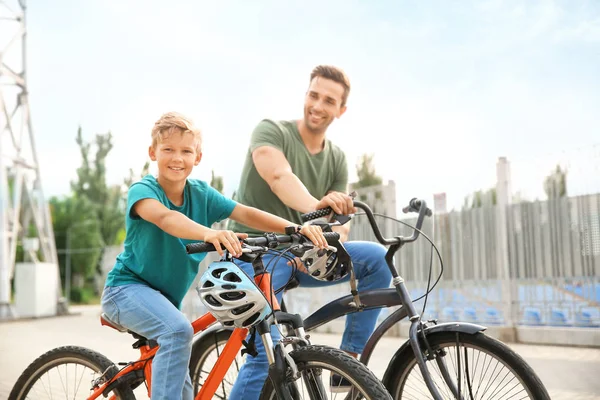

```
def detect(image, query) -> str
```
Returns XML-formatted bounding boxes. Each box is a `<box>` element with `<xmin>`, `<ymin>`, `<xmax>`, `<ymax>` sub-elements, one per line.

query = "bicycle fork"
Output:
<box><xmin>386</xmin><ymin>244</ymin><xmax>464</xmax><ymax>400</ymax></box>
<box><xmin>257</xmin><ymin>315</ymin><xmax>319</xmax><ymax>400</ymax></box>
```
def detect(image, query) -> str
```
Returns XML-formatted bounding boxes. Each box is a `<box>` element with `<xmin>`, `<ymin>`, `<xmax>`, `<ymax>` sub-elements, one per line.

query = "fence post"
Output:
<box><xmin>496</xmin><ymin>157</ymin><xmax>516</xmax><ymax>336</ymax></box>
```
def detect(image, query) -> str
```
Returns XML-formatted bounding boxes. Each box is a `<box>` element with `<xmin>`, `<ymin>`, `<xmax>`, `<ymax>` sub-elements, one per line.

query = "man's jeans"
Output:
<box><xmin>101</xmin><ymin>284</ymin><xmax>194</xmax><ymax>400</ymax></box>
<box><xmin>229</xmin><ymin>241</ymin><xmax>392</xmax><ymax>400</ymax></box>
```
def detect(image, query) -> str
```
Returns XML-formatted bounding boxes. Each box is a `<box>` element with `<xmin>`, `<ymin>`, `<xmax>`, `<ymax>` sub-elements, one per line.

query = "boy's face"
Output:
<box><xmin>148</xmin><ymin>132</ymin><xmax>202</xmax><ymax>184</ymax></box>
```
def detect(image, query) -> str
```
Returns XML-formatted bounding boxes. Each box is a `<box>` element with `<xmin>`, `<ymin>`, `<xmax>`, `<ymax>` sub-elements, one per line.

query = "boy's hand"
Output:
<box><xmin>203</xmin><ymin>229</ymin><xmax>248</xmax><ymax>257</ymax></box>
<box><xmin>315</xmin><ymin>192</ymin><xmax>356</xmax><ymax>215</ymax></box>
<box><xmin>299</xmin><ymin>224</ymin><xmax>328</xmax><ymax>249</ymax></box>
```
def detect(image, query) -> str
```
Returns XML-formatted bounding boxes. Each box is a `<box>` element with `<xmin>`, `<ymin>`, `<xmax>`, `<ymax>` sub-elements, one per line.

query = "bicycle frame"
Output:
<box><xmin>94</xmin><ymin>272</ymin><xmax>280</xmax><ymax>400</ymax></box>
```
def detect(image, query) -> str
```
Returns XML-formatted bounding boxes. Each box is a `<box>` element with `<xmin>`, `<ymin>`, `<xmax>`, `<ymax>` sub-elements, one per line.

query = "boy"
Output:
<box><xmin>101</xmin><ymin>112</ymin><xmax>327</xmax><ymax>399</ymax></box>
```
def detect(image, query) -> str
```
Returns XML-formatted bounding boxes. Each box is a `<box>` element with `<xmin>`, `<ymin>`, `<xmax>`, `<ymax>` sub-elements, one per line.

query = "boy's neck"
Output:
<box><xmin>157</xmin><ymin>176</ymin><xmax>185</xmax><ymax>206</ymax></box>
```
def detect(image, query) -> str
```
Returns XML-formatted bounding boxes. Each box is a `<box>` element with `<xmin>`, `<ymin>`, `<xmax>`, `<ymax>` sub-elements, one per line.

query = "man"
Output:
<box><xmin>228</xmin><ymin>65</ymin><xmax>391</xmax><ymax>398</ymax></box>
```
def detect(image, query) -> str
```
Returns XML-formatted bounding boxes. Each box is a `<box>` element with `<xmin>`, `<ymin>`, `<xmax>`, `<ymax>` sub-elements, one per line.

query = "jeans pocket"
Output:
<box><xmin>100</xmin><ymin>286</ymin><xmax>122</xmax><ymax>322</ymax></box>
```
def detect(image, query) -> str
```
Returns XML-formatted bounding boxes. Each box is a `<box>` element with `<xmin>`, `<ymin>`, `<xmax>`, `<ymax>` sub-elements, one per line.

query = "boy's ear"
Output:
<box><xmin>337</xmin><ymin>105</ymin><xmax>347</xmax><ymax>119</ymax></box>
<box><xmin>148</xmin><ymin>146</ymin><xmax>157</xmax><ymax>161</ymax></box>
<box><xmin>195</xmin><ymin>152</ymin><xmax>203</xmax><ymax>166</ymax></box>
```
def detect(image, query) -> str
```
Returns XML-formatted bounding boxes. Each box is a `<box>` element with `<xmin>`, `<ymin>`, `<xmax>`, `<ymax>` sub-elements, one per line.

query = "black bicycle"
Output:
<box><xmin>189</xmin><ymin>198</ymin><xmax>551</xmax><ymax>400</ymax></box>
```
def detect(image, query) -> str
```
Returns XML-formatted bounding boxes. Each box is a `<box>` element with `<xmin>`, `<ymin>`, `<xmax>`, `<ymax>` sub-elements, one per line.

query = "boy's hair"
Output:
<box><xmin>151</xmin><ymin>112</ymin><xmax>202</xmax><ymax>152</ymax></box>
<box><xmin>310</xmin><ymin>65</ymin><xmax>351</xmax><ymax>107</ymax></box>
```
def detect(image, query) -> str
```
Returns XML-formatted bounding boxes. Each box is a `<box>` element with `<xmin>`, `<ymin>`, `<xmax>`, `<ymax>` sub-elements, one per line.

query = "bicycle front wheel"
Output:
<box><xmin>260</xmin><ymin>345</ymin><xmax>392</xmax><ymax>400</ymax></box>
<box><xmin>387</xmin><ymin>332</ymin><xmax>550</xmax><ymax>399</ymax></box>
<box><xmin>9</xmin><ymin>345</ymin><xmax>136</xmax><ymax>400</ymax></box>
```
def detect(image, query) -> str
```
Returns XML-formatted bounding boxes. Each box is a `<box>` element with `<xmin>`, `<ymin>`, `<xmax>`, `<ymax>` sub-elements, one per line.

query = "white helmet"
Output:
<box><xmin>301</xmin><ymin>247</ymin><xmax>349</xmax><ymax>282</ymax></box>
<box><xmin>197</xmin><ymin>262</ymin><xmax>272</xmax><ymax>329</ymax></box>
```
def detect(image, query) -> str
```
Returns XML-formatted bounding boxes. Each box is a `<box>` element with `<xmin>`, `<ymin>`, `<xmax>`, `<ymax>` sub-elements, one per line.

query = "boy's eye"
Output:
<box><xmin>184</xmin><ymin>150</ymin><xmax>193</xmax><ymax>154</ymax></box>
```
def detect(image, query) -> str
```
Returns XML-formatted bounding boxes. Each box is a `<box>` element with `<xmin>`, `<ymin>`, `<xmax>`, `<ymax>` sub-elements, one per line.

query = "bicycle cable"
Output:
<box><xmin>353</xmin><ymin>212</ymin><xmax>445</xmax><ymax>314</ymax></box>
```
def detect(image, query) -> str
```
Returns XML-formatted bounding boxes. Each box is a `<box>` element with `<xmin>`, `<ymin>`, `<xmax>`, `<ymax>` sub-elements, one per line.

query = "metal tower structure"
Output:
<box><xmin>1</xmin><ymin>0</ymin><xmax>58</xmax><ymax>319</ymax></box>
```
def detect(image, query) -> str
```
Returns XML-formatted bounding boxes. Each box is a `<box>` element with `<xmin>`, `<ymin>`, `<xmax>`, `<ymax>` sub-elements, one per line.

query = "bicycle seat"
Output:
<box><xmin>100</xmin><ymin>313</ymin><xmax>128</xmax><ymax>333</ymax></box>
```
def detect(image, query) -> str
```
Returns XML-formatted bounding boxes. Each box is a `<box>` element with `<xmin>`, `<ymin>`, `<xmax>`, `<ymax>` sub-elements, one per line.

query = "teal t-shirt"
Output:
<box><xmin>105</xmin><ymin>175</ymin><xmax>237</xmax><ymax>308</ymax></box>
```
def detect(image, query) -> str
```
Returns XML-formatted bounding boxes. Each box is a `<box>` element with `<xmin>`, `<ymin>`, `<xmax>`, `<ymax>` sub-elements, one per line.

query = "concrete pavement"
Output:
<box><xmin>1</xmin><ymin>305</ymin><xmax>599</xmax><ymax>399</ymax></box>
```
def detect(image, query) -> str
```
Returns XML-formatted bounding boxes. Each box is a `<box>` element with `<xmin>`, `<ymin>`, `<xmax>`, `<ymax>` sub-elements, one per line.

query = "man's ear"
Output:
<box><xmin>195</xmin><ymin>152</ymin><xmax>203</xmax><ymax>166</ymax></box>
<box><xmin>337</xmin><ymin>105</ymin><xmax>347</xmax><ymax>119</ymax></box>
<box><xmin>148</xmin><ymin>146</ymin><xmax>157</xmax><ymax>161</ymax></box>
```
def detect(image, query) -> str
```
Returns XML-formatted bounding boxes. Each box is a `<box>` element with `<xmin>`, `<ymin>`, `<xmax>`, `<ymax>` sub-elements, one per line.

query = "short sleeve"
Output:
<box><xmin>206</xmin><ymin>186</ymin><xmax>237</xmax><ymax>224</ymax></box>
<box><xmin>250</xmin><ymin>119</ymin><xmax>285</xmax><ymax>153</ymax></box>
<box><xmin>127</xmin><ymin>181</ymin><xmax>162</xmax><ymax>219</ymax></box>
<box><xmin>329</xmin><ymin>152</ymin><xmax>349</xmax><ymax>193</ymax></box>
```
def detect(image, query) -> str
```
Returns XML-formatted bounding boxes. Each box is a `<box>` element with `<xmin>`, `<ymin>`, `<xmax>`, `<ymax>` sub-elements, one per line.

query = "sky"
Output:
<box><xmin>2</xmin><ymin>0</ymin><xmax>599</xmax><ymax>212</ymax></box>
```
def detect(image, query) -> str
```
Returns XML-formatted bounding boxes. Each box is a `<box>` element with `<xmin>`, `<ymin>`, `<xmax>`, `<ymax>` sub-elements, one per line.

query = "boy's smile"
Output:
<box><xmin>149</xmin><ymin>131</ymin><xmax>202</xmax><ymax>186</ymax></box>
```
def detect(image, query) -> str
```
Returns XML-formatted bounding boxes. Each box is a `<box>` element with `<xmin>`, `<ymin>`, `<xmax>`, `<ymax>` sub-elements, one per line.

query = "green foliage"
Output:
<box><xmin>50</xmin><ymin>195</ymin><xmax>103</xmax><ymax>288</ymax></box>
<box><xmin>210</xmin><ymin>169</ymin><xmax>224</xmax><ymax>194</ymax></box>
<box><xmin>353</xmin><ymin>153</ymin><xmax>383</xmax><ymax>189</ymax></box>
<box><xmin>543</xmin><ymin>165</ymin><xmax>567</xmax><ymax>199</ymax></box>
<box><xmin>70</xmin><ymin>127</ymin><xmax>125</xmax><ymax>246</ymax></box>
<box><xmin>69</xmin><ymin>286</ymin><xmax>99</xmax><ymax>304</ymax></box>
<box><xmin>463</xmin><ymin>188</ymin><xmax>496</xmax><ymax>209</ymax></box>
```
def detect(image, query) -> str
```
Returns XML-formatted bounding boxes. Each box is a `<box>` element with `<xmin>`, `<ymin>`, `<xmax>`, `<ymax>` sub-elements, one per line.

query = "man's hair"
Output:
<box><xmin>310</xmin><ymin>65</ymin><xmax>351</xmax><ymax>107</ymax></box>
<box><xmin>151</xmin><ymin>112</ymin><xmax>202</xmax><ymax>152</ymax></box>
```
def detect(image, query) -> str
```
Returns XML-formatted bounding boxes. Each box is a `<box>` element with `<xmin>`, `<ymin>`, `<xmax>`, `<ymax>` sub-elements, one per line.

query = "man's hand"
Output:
<box><xmin>203</xmin><ymin>229</ymin><xmax>248</xmax><ymax>257</ymax></box>
<box><xmin>315</xmin><ymin>192</ymin><xmax>356</xmax><ymax>215</ymax></box>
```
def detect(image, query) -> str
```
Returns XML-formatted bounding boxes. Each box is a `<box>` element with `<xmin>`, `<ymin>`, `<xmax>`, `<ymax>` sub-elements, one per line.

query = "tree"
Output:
<box><xmin>50</xmin><ymin>195</ymin><xmax>103</xmax><ymax>301</ymax></box>
<box><xmin>462</xmin><ymin>188</ymin><xmax>496</xmax><ymax>209</ymax></box>
<box><xmin>353</xmin><ymin>153</ymin><xmax>382</xmax><ymax>189</ymax></box>
<box><xmin>210</xmin><ymin>170</ymin><xmax>224</xmax><ymax>194</ymax></box>
<box><xmin>70</xmin><ymin>127</ymin><xmax>125</xmax><ymax>246</ymax></box>
<box><xmin>543</xmin><ymin>165</ymin><xmax>567</xmax><ymax>199</ymax></box>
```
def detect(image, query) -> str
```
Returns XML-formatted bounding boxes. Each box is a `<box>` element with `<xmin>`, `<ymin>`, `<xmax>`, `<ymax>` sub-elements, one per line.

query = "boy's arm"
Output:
<box><xmin>134</xmin><ymin>198</ymin><xmax>245</xmax><ymax>255</ymax></box>
<box><xmin>229</xmin><ymin>204</ymin><xmax>328</xmax><ymax>248</ymax></box>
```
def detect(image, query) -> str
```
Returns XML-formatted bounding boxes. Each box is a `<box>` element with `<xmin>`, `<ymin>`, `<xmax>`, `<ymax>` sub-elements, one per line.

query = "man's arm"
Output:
<box><xmin>252</xmin><ymin>146</ymin><xmax>320</xmax><ymax>213</ymax></box>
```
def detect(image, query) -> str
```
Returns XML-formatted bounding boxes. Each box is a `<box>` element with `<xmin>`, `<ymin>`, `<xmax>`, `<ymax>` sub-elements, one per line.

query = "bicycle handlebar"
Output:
<box><xmin>301</xmin><ymin>197</ymin><xmax>432</xmax><ymax>246</ymax></box>
<box><xmin>186</xmin><ymin>231</ymin><xmax>341</xmax><ymax>254</ymax></box>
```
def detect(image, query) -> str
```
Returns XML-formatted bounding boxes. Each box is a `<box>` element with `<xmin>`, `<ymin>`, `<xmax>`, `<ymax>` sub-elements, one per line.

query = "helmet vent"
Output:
<box><xmin>231</xmin><ymin>303</ymin><xmax>254</xmax><ymax>315</ymax></box>
<box><xmin>223</xmin><ymin>272</ymin><xmax>242</xmax><ymax>282</ymax></box>
<box><xmin>204</xmin><ymin>294</ymin><xmax>222</xmax><ymax>307</ymax></box>
<box><xmin>243</xmin><ymin>312</ymin><xmax>260</xmax><ymax>327</ymax></box>
<box><xmin>202</xmin><ymin>280</ymin><xmax>215</xmax><ymax>288</ymax></box>
<box><xmin>211</xmin><ymin>268</ymin><xmax>228</xmax><ymax>279</ymax></box>
<box><xmin>220</xmin><ymin>291</ymin><xmax>246</xmax><ymax>301</ymax></box>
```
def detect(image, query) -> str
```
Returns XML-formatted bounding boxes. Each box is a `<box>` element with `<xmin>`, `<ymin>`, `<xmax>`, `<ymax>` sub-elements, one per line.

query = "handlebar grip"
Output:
<box><xmin>301</xmin><ymin>207</ymin><xmax>333</xmax><ymax>223</ymax></box>
<box><xmin>402</xmin><ymin>198</ymin><xmax>433</xmax><ymax>217</ymax></box>
<box><xmin>323</xmin><ymin>231</ymin><xmax>340</xmax><ymax>243</ymax></box>
<box><xmin>186</xmin><ymin>242</ymin><xmax>216</xmax><ymax>254</ymax></box>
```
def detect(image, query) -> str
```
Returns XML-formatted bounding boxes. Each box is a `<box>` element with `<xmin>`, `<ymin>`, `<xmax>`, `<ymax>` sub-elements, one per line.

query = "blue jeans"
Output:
<box><xmin>101</xmin><ymin>284</ymin><xmax>194</xmax><ymax>400</ymax></box>
<box><xmin>229</xmin><ymin>241</ymin><xmax>391</xmax><ymax>400</ymax></box>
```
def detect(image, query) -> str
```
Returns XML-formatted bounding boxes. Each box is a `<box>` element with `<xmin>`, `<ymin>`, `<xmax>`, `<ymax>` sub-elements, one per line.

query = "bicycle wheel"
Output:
<box><xmin>260</xmin><ymin>345</ymin><xmax>392</xmax><ymax>400</ymax></box>
<box><xmin>189</xmin><ymin>329</ymin><xmax>244</xmax><ymax>398</ymax></box>
<box><xmin>9</xmin><ymin>346</ymin><xmax>136</xmax><ymax>400</ymax></box>
<box><xmin>386</xmin><ymin>332</ymin><xmax>550</xmax><ymax>400</ymax></box>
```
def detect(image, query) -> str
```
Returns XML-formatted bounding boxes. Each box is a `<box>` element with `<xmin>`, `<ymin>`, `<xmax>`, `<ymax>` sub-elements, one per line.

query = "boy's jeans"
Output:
<box><xmin>101</xmin><ymin>284</ymin><xmax>194</xmax><ymax>400</ymax></box>
<box><xmin>229</xmin><ymin>241</ymin><xmax>392</xmax><ymax>400</ymax></box>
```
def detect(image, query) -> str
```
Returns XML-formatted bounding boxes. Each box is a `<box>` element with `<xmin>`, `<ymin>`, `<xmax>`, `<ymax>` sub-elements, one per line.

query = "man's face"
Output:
<box><xmin>303</xmin><ymin>77</ymin><xmax>347</xmax><ymax>134</ymax></box>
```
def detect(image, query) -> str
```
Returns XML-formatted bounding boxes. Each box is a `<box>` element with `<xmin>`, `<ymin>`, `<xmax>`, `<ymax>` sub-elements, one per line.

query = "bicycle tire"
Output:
<box><xmin>9</xmin><ymin>345</ymin><xmax>136</xmax><ymax>400</ymax></box>
<box><xmin>259</xmin><ymin>345</ymin><xmax>392</xmax><ymax>400</ymax></box>
<box><xmin>386</xmin><ymin>331</ymin><xmax>550</xmax><ymax>400</ymax></box>
<box><xmin>189</xmin><ymin>329</ymin><xmax>244</xmax><ymax>397</ymax></box>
